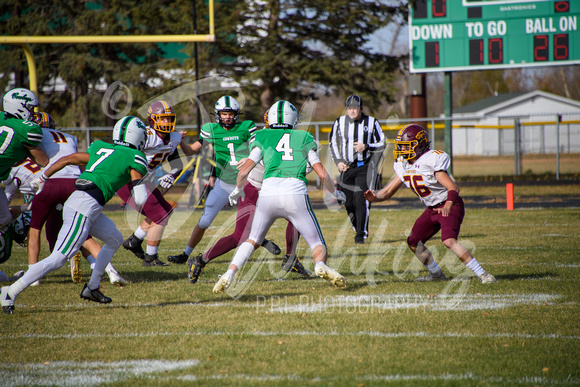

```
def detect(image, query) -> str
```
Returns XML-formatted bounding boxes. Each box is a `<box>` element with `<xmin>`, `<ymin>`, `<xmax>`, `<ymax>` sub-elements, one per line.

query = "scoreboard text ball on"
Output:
<box><xmin>409</xmin><ymin>0</ymin><xmax>580</xmax><ymax>73</ymax></box>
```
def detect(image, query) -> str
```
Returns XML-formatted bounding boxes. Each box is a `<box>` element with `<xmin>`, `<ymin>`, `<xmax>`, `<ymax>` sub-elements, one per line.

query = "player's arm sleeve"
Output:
<box><xmin>166</xmin><ymin>148</ymin><xmax>183</xmax><ymax>175</ymax></box>
<box><xmin>248</xmin><ymin>147</ymin><xmax>263</xmax><ymax>164</ymax></box>
<box><xmin>133</xmin><ymin>153</ymin><xmax>149</xmax><ymax>176</ymax></box>
<box><xmin>246</xmin><ymin>120</ymin><xmax>257</xmax><ymax>134</ymax></box>
<box><xmin>433</xmin><ymin>152</ymin><xmax>451</xmax><ymax>173</ymax></box>
<box><xmin>200</xmin><ymin>124</ymin><xmax>212</xmax><ymax>143</ymax></box>
<box><xmin>129</xmin><ymin>169</ymin><xmax>148</xmax><ymax>205</ymax></box>
<box><xmin>307</xmin><ymin>149</ymin><xmax>321</xmax><ymax>166</ymax></box>
<box><xmin>393</xmin><ymin>161</ymin><xmax>406</xmax><ymax>183</ymax></box>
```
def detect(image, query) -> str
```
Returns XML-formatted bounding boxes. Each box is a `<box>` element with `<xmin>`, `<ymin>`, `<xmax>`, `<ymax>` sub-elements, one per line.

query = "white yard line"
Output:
<box><xmin>7</xmin><ymin>292</ymin><xmax>569</xmax><ymax>313</ymax></box>
<box><xmin>0</xmin><ymin>361</ymin><xmax>576</xmax><ymax>386</ymax></box>
<box><xmin>0</xmin><ymin>359</ymin><xmax>199</xmax><ymax>387</ymax></box>
<box><xmin>2</xmin><ymin>329</ymin><xmax>578</xmax><ymax>341</ymax></box>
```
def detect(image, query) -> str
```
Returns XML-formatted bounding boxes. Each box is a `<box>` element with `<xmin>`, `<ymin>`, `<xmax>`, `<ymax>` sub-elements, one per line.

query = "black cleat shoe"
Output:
<box><xmin>354</xmin><ymin>235</ymin><xmax>365</xmax><ymax>245</ymax></box>
<box><xmin>123</xmin><ymin>234</ymin><xmax>145</xmax><ymax>259</ymax></box>
<box><xmin>187</xmin><ymin>253</ymin><xmax>206</xmax><ymax>284</ymax></box>
<box><xmin>167</xmin><ymin>252</ymin><xmax>189</xmax><ymax>264</ymax></box>
<box><xmin>262</xmin><ymin>239</ymin><xmax>281</xmax><ymax>255</ymax></box>
<box><xmin>281</xmin><ymin>254</ymin><xmax>312</xmax><ymax>277</ymax></box>
<box><xmin>142</xmin><ymin>253</ymin><xmax>170</xmax><ymax>267</ymax></box>
<box><xmin>80</xmin><ymin>284</ymin><xmax>112</xmax><ymax>304</ymax></box>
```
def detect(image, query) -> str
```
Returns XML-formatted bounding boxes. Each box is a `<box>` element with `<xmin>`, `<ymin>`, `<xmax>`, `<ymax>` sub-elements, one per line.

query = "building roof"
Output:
<box><xmin>453</xmin><ymin>90</ymin><xmax>580</xmax><ymax>117</ymax></box>
<box><xmin>454</xmin><ymin>92</ymin><xmax>526</xmax><ymax>114</ymax></box>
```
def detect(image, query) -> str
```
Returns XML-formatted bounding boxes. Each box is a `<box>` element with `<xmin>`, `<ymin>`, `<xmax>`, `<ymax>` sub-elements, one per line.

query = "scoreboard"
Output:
<box><xmin>409</xmin><ymin>0</ymin><xmax>580</xmax><ymax>72</ymax></box>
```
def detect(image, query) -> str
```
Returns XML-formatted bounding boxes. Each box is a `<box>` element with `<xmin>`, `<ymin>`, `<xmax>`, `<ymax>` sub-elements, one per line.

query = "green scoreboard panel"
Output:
<box><xmin>409</xmin><ymin>0</ymin><xmax>580</xmax><ymax>72</ymax></box>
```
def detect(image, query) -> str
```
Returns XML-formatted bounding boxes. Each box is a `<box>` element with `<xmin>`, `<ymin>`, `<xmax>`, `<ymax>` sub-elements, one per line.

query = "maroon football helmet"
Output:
<box><xmin>31</xmin><ymin>112</ymin><xmax>56</xmax><ymax>129</ymax></box>
<box><xmin>147</xmin><ymin>101</ymin><xmax>176</xmax><ymax>133</ymax></box>
<box><xmin>393</xmin><ymin>124</ymin><xmax>431</xmax><ymax>161</ymax></box>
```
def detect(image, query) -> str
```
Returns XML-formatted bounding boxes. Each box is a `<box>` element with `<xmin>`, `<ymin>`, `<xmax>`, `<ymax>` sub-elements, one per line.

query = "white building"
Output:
<box><xmin>451</xmin><ymin>91</ymin><xmax>580</xmax><ymax>156</ymax></box>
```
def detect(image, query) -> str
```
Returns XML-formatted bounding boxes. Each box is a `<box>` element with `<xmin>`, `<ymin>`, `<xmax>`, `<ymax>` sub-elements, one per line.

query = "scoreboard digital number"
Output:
<box><xmin>409</xmin><ymin>0</ymin><xmax>580</xmax><ymax>72</ymax></box>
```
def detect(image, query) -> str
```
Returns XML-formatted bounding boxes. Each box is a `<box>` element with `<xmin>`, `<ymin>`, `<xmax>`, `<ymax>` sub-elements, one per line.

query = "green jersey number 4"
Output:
<box><xmin>275</xmin><ymin>133</ymin><xmax>294</xmax><ymax>161</ymax></box>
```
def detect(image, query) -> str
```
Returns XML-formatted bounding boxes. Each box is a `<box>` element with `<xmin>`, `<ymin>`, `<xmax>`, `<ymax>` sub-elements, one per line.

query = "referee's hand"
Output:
<box><xmin>353</xmin><ymin>142</ymin><xmax>366</xmax><ymax>153</ymax></box>
<box><xmin>337</xmin><ymin>162</ymin><xmax>349</xmax><ymax>172</ymax></box>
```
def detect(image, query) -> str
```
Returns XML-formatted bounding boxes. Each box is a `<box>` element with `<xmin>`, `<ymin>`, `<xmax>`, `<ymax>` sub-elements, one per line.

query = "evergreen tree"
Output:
<box><xmin>200</xmin><ymin>0</ymin><xmax>407</xmax><ymax>115</ymax></box>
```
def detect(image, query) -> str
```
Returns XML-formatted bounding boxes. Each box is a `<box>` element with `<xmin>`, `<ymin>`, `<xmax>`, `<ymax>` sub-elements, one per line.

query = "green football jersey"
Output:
<box><xmin>200</xmin><ymin>120</ymin><xmax>256</xmax><ymax>184</ymax></box>
<box><xmin>78</xmin><ymin>141</ymin><xmax>148</xmax><ymax>202</ymax></box>
<box><xmin>0</xmin><ymin>112</ymin><xmax>43</xmax><ymax>180</ymax></box>
<box><xmin>251</xmin><ymin>129</ymin><xmax>318</xmax><ymax>184</ymax></box>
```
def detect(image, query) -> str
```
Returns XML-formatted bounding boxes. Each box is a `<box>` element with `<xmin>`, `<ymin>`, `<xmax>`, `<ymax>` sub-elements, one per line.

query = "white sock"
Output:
<box><xmin>146</xmin><ymin>245</ymin><xmax>158</xmax><ymax>255</ymax></box>
<box><xmin>466</xmin><ymin>258</ymin><xmax>485</xmax><ymax>277</ymax></box>
<box><xmin>225</xmin><ymin>269</ymin><xmax>236</xmax><ymax>278</ymax></box>
<box><xmin>315</xmin><ymin>261</ymin><xmax>327</xmax><ymax>271</ymax></box>
<box><xmin>134</xmin><ymin>227</ymin><xmax>147</xmax><ymax>240</ymax></box>
<box><xmin>426</xmin><ymin>260</ymin><xmax>441</xmax><ymax>274</ymax></box>
<box><xmin>230</xmin><ymin>242</ymin><xmax>255</xmax><ymax>272</ymax></box>
<box><xmin>184</xmin><ymin>246</ymin><xmax>194</xmax><ymax>256</ymax></box>
<box><xmin>28</xmin><ymin>264</ymin><xmax>40</xmax><ymax>286</ymax></box>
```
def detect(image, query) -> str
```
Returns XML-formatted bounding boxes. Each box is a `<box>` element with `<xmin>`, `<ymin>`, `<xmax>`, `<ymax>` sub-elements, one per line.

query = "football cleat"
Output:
<box><xmin>1</xmin><ymin>286</ymin><xmax>15</xmax><ymax>314</ymax></box>
<box><xmin>167</xmin><ymin>252</ymin><xmax>189</xmax><ymax>264</ymax></box>
<box><xmin>479</xmin><ymin>272</ymin><xmax>497</xmax><ymax>284</ymax></box>
<box><xmin>187</xmin><ymin>253</ymin><xmax>206</xmax><ymax>284</ymax></box>
<box><xmin>261</xmin><ymin>239</ymin><xmax>281</xmax><ymax>255</ymax></box>
<box><xmin>123</xmin><ymin>234</ymin><xmax>145</xmax><ymax>259</ymax></box>
<box><xmin>142</xmin><ymin>253</ymin><xmax>169</xmax><ymax>267</ymax></box>
<box><xmin>281</xmin><ymin>254</ymin><xmax>312</xmax><ymax>277</ymax></box>
<box><xmin>315</xmin><ymin>264</ymin><xmax>347</xmax><ymax>289</ymax></box>
<box><xmin>354</xmin><ymin>235</ymin><xmax>365</xmax><ymax>245</ymax></box>
<box><xmin>213</xmin><ymin>272</ymin><xmax>234</xmax><ymax>294</ymax></box>
<box><xmin>70</xmin><ymin>252</ymin><xmax>82</xmax><ymax>283</ymax></box>
<box><xmin>415</xmin><ymin>270</ymin><xmax>447</xmax><ymax>282</ymax></box>
<box><xmin>80</xmin><ymin>284</ymin><xmax>112</xmax><ymax>304</ymax></box>
<box><xmin>108</xmin><ymin>270</ymin><xmax>129</xmax><ymax>286</ymax></box>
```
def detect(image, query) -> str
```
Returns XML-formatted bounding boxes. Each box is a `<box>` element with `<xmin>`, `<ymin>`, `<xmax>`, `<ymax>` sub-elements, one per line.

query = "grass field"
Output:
<box><xmin>1</xmin><ymin>201</ymin><xmax>579</xmax><ymax>386</ymax></box>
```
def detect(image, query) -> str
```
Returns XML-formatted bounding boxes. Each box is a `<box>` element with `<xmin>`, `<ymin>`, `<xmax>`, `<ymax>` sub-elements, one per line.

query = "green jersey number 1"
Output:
<box><xmin>227</xmin><ymin>142</ymin><xmax>238</xmax><ymax>165</ymax></box>
<box><xmin>275</xmin><ymin>133</ymin><xmax>294</xmax><ymax>161</ymax></box>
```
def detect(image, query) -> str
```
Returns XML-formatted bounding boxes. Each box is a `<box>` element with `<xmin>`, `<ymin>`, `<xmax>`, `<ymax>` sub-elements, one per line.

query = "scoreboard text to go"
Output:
<box><xmin>409</xmin><ymin>0</ymin><xmax>580</xmax><ymax>73</ymax></box>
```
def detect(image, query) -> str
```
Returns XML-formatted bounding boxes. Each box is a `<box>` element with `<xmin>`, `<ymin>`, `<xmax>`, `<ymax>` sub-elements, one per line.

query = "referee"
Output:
<box><xmin>329</xmin><ymin>95</ymin><xmax>385</xmax><ymax>244</ymax></box>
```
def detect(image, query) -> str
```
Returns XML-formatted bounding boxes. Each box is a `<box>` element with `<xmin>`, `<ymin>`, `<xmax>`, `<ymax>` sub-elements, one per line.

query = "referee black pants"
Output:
<box><xmin>338</xmin><ymin>163</ymin><xmax>372</xmax><ymax>240</ymax></box>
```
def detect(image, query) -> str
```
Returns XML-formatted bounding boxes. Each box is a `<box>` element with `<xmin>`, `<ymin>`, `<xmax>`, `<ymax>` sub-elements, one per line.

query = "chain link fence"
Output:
<box><xmin>60</xmin><ymin>111</ymin><xmax>580</xmax><ymax>188</ymax></box>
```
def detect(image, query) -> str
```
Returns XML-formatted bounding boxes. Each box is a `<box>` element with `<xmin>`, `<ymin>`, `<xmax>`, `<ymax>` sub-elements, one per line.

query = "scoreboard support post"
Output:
<box><xmin>444</xmin><ymin>72</ymin><xmax>453</xmax><ymax>175</ymax></box>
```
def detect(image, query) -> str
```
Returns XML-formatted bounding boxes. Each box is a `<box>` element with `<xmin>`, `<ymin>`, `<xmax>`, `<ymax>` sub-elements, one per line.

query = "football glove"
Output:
<box><xmin>334</xmin><ymin>190</ymin><xmax>346</xmax><ymax>206</ymax></box>
<box><xmin>228</xmin><ymin>186</ymin><xmax>245</xmax><ymax>206</ymax></box>
<box><xmin>158</xmin><ymin>173</ymin><xmax>176</xmax><ymax>189</ymax></box>
<box><xmin>30</xmin><ymin>173</ymin><xmax>48</xmax><ymax>194</ymax></box>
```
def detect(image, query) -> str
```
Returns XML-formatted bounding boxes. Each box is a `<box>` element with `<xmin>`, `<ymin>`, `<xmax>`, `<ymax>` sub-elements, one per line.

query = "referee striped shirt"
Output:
<box><xmin>330</xmin><ymin>113</ymin><xmax>385</xmax><ymax>166</ymax></box>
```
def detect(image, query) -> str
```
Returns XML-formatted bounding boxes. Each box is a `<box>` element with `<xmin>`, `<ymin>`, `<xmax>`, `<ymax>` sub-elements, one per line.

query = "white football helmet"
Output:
<box><xmin>2</xmin><ymin>88</ymin><xmax>39</xmax><ymax>121</ymax></box>
<box><xmin>267</xmin><ymin>100</ymin><xmax>298</xmax><ymax>129</ymax></box>
<box><xmin>112</xmin><ymin>116</ymin><xmax>147</xmax><ymax>151</ymax></box>
<box><xmin>214</xmin><ymin>96</ymin><xmax>240</xmax><ymax>129</ymax></box>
